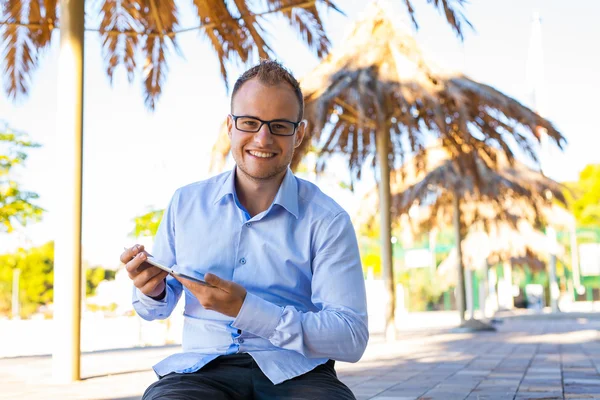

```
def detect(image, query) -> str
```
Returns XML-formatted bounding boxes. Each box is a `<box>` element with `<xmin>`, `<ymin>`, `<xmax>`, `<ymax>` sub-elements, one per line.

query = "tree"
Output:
<box><xmin>130</xmin><ymin>208</ymin><xmax>163</xmax><ymax>238</ymax></box>
<box><xmin>566</xmin><ymin>164</ymin><xmax>600</xmax><ymax>228</ymax></box>
<box><xmin>0</xmin><ymin>241</ymin><xmax>115</xmax><ymax>318</ymax></box>
<box><xmin>0</xmin><ymin>124</ymin><xmax>43</xmax><ymax>232</ymax></box>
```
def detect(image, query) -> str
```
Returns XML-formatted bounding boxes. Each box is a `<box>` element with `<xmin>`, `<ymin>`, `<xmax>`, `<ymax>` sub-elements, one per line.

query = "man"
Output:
<box><xmin>121</xmin><ymin>60</ymin><xmax>368</xmax><ymax>399</ymax></box>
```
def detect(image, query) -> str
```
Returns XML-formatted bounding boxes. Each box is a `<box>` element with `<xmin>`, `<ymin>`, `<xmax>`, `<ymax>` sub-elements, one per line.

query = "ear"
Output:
<box><xmin>294</xmin><ymin>120</ymin><xmax>307</xmax><ymax>149</ymax></box>
<box><xmin>226</xmin><ymin>114</ymin><xmax>233</xmax><ymax>140</ymax></box>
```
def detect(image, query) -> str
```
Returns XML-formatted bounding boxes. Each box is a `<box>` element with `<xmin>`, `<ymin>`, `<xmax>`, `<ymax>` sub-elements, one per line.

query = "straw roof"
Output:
<box><xmin>386</xmin><ymin>146</ymin><xmax>567</xmax><ymax>233</ymax></box>
<box><xmin>1</xmin><ymin>1</ymin><xmax>475</xmax><ymax>110</ymax></box>
<box><xmin>293</xmin><ymin>3</ymin><xmax>565</xmax><ymax>185</ymax></box>
<box><xmin>0</xmin><ymin>0</ymin><xmax>338</xmax><ymax>109</ymax></box>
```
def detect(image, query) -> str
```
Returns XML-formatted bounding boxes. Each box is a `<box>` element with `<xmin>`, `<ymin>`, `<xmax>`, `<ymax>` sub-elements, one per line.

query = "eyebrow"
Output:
<box><xmin>235</xmin><ymin>114</ymin><xmax>298</xmax><ymax>122</ymax></box>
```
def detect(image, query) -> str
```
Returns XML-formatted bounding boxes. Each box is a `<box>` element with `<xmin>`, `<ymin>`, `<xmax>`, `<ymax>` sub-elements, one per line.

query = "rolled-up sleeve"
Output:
<box><xmin>232</xmin><ymin>211</ymin><xmax>368</xmax><ymax>362</ymax></box>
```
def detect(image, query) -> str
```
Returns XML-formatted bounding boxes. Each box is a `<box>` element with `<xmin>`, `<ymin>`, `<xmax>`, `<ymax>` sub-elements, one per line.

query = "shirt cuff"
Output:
<box><xmin>232</xmin><ymin>292</ymin><xmax>283</xmax><ymax>339</ymax></box>
<box><xmin>135</xmin><ymin>287</ymin><xmax>169</xmax><ymax>307</ymax></box>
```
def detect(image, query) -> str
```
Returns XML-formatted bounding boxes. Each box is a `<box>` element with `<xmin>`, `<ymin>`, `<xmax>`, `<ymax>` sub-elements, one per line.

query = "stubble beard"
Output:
<box><xmin>234</xmin><ymin>149</ymin><xmax>294</xmax><ymax>183</ymax></box>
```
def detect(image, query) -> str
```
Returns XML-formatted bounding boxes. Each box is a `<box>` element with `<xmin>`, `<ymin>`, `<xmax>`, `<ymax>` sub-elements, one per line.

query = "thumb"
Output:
<box><xmin>204</xmin><ymin>273</ymin><xmax>229</xmax><ymax>290</ymax></box>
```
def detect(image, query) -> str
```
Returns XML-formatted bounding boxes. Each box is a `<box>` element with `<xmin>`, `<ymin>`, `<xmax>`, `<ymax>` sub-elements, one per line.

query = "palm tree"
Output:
<box><xmin>389</xmin><ymin>147</ymin><xmax>566</xmax><ymax>328</ymax></box>
<box><xmin>288</xmin><ymin>3</ymin><xmax>565</xmax><ymax>338</ymax></box>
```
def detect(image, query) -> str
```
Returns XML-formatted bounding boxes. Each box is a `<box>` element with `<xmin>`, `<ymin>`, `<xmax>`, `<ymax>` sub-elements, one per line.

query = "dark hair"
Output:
<box><xmin>231</xmin><ymin>60</ymin><xmax>304</xmax><ymax>121</ymax></box>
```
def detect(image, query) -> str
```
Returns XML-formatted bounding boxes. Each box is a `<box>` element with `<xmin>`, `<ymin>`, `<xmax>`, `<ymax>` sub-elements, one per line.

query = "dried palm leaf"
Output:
<box><xmin>295</xmin><ymin>4</ymin><xmax>565</xmax><ymax>184</ymax></box>
<box><xmin>391</xmin><ymin>149</ymin><xmax>564</xmax><ymax>229</ymax></box>
<box><xmin>403</xmin><ymin>0</ymin><xmax>472</xmax><ymax>40</ymax></box>
<box><xmin>1</xmin><ymin>0</ymin><xmax>57</xmax><ymax>98</ymax></box>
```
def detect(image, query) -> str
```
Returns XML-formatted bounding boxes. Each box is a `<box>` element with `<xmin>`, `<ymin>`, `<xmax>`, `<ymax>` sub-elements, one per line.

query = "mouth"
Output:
<box><xmin>247</xmin><ymin>150</ymin><xmax>276</xmax><ymax>159</ymax></box>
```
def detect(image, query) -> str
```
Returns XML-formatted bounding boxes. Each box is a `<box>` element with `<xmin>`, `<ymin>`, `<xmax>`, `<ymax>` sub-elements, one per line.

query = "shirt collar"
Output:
<box><xmin>273</xmin><ymin>168</ymin><xmax>299</xmax><ymax>219</ymax></box>
<box><xmin>212</xmin><ymin>167</ymin><xmax>299</xmax><ymax>219</ymax></box>
<box><xmin>212</xmin><ymin>168</ymin><xmax>237</xmax><ymax>205</ymax></box>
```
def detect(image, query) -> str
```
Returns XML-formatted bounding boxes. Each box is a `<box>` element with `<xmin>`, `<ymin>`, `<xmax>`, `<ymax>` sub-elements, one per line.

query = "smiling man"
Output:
<box><xmin>121</xmin><ymin>60</ymin><xmax>368</xmax><ymax>400</ymax></box>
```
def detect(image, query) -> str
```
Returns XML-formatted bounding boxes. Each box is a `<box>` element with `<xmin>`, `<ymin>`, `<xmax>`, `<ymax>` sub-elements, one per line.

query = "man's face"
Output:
<box><xmin>228</xmin><ymin>78</ymin><xmax>305</xmax><ymax>182</ymax></box>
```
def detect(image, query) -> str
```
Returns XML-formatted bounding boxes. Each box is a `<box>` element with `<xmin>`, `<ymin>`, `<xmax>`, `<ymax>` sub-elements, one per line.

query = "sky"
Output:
<box><xmin>1</xmin><ymin>0</ymin><xmax>599</xmax><ymax>268</ymax></box>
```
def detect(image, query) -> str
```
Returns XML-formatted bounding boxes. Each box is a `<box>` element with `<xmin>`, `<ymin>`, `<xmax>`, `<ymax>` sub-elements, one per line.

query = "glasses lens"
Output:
<box><xmin>236</xmin><ymin>117</ymin><xmax>262</xmax><ymax>132</ymax></box>
<box><xmin>269</xmin><ymin>121</ymin><xmax>295</xmax><ymax>136</ymax></box>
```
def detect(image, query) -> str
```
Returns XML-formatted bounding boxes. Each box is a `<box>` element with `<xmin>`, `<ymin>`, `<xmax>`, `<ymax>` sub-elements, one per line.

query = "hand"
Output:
<box><xmin>120</xmin><ymin>244</ymin><xmax>168</xmax><ymax>298</ymax></box>
<box><xmin>174</xmin><ymin>273</ymin><xmax>247</xmax><ymax>318</ymax></box>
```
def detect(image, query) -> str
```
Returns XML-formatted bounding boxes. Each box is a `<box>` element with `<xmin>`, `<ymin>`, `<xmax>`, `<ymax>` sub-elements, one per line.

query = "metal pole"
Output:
<box><xmin>11</xmin><ymin>268</ymin><xmax>20</xmax><ymax>319</ymax></box>
<box><xmin>429</xmin><ymin>228</ymin><xmax>437</xmax><ymax>278</ymax></box>
<box><xmin>465</xmin><ymin>266</ymin><xmax>474</xmax><ymax>320</ymax></box>
<box><xmin>52</xmin><ymin>0</ymin><xmax>84</xmax><ymax>383</ymax></box>
<box><xmin>570</xmin><ymin>220</ymin><xmax>584</xmax><ymax>295</ymax></box>
<box><xmin>503</xmin><ymin>262</ymin><xmax>514</xmax><ymax>309</ymax></box>
<box><xmin>546</xmin><ymin>226</ymin><xmax>560</xmax><ymax>312</ymax></box>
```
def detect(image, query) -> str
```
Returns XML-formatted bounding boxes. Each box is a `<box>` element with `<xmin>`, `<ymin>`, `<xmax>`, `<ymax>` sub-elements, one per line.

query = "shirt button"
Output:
<box><xmin>238</xmin><ymin>338</ymin><xmax>245</xmax><ymax>344</ymax></box>
<box><xmin>246</xmin><ymin>222</ymin><xmax>252</xmax><ymax>227</ymax></box>
<box><xmin>239</xmin><ymin>258</ymin><xmax>246</xmax><ymax>265</ymax></box>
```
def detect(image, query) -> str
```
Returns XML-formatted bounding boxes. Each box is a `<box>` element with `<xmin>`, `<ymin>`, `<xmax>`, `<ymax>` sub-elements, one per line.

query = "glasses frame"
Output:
<box><xmin>230</xmin><ymin>114</ymin><xmax>301</xmax><ymax>137</ymax></box>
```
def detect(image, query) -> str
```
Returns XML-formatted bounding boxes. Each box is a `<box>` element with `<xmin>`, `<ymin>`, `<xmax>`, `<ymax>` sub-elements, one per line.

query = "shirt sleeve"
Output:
<box><xmin>232</xmin><ymin>212</ymin><xmax>369</xmax><ymax>362</ymax></box>
<box><xmin>132</xmin><ymin>190</ymin><xmax>183</xmax><ymax>321</ymax></box>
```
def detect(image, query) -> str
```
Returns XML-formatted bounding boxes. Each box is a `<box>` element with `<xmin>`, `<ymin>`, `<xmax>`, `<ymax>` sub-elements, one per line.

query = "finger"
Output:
<box><xmin>120</xmin><ymin>244</ymin><xmax>145</xmax><ymax>264</ymax></box>
<box><xmin>125</xmin><ymin>252</ymin><xmax>149</xmax><ymax>277</ymax></box>
<box><xmin>204</xmin><ymin>273</ymin><xmax>230</xmax><ymax>292</ymax></box>
<box><xmin>140</xmin><ymin>270</ymin><xmax>168</xmax><ymax>294</ymax></box>
<box><xmin>133</xmin><ymin>263</ymin><xmax>164</xmax><ymax>288</ymax></box>
<box><xmin>176</xmin><ymin>274</ymin><xmax>211</xmax><ymax>295</ymax></box>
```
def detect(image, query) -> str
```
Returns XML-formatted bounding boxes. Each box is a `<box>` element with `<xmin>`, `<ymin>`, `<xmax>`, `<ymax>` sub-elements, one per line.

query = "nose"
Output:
<box><xmin>253</xmin><ymin>123</ymin><xmax>273</xmax><ymax>146</ymax></box>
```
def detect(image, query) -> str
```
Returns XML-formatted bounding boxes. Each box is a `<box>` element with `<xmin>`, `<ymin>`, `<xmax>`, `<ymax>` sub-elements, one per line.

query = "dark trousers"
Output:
<box><xmin>142</xmin><ymin>353</ymin><xmax>356</xmax><ymax>400</ymax></box>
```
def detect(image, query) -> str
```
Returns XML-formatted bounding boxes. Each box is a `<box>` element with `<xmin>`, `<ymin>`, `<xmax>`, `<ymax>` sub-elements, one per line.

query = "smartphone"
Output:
<box><xmin>144</xmin><ymin>256</ymin><xmax>215</xmax><ymax>287</ymax></box>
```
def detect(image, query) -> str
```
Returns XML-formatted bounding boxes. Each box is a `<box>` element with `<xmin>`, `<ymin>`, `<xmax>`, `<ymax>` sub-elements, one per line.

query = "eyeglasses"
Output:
<box><xmin>230</xmin><ymin>115</ymin><xmax>301</xmax><ymax>137</ymax></box>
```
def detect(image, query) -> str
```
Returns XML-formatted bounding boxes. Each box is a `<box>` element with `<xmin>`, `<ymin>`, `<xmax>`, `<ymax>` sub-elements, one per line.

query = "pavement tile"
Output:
<box><xmin>514</xmin><ymin>393</ymin><xmax>563</xmax><ymax>400</ymax></box>
<box><xmin>477</xmin><ymin>379</ymin><xmax>521</xmax><ymax>386</ymax></box>
<box><xmin>381</xmin><ymin>389</ymin><xmax>428</xmax><ymax>397</ymax></box>
<box><xmin>519</xmin><ymin>385</ymin><xmax>563</xmax><ymax>392</ymax></box>
<box><xmin>418</xmin><ymin>394</ymin><xmax>470</xmax><ymax>400</ymax></box>
<box><xmin>565</xmin><ymin>395</ymin><xmax>600</xmax><ymax>399</ymax></box>
<box><xmin>369</xmin><ymin>397</ymin><xmax>418</xmax><ymax>400</ymax></box>
<box><xmin>565</xmin><ymin>379</ymin><xmax>600</xmax><ymax>386</ymax></box>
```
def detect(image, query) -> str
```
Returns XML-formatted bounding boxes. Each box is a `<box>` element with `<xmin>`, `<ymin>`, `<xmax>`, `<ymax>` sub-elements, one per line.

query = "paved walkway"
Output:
<box><xmin>4</xmin><ymin>312</ymin><xmax>600</xmax><ymax>400</ymax></box>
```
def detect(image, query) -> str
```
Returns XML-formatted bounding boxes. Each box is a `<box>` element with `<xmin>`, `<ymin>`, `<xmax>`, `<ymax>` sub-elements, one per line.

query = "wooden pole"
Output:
<box><xmin>376</xmin><ymin>127</ymin><xmax>396</xmax><ymax>340</ymax></box>
<box><xmin>452</xmin><ymin>193</ymin><xmax>466</xmax><ymax>324</ymax></box>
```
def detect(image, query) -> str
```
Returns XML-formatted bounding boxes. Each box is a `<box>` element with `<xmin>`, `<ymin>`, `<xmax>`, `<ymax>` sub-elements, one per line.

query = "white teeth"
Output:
<box><xmin>249</xmin><ymin>151</ymin><xmax>275</xmax><ymax>158</ymax></box>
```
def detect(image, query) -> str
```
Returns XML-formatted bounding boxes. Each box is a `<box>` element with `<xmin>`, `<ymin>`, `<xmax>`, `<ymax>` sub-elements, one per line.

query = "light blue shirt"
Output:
<box><xmin>132</xmin><ymin>168</ymin><xmax>368</xmax><ymax>384</ymax></box>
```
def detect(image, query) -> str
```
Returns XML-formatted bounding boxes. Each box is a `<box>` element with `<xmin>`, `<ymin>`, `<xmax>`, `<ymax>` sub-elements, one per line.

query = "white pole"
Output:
<box><xmin>547</xmin><ymin>226</ymin><xmax>560</xmax><ymax>312</ymax></box>
<box><xmin>429</xmin><ymin>228</ymin><xmax>437</xmax><ymax>276</ymax></box>
<box><xmin>52</xmin><ymin>0</ymin><xmax>85</xmax><ymax>383</ymax></box>
<box><xmin>570</xmin><ymin>219</ymin><xmax>584</xmax><ymax>295</ymax></box>
<box><xmin>465</xmin><ymin>267</ymin><xmax>474</xmax><ymax>320</ymax></box>
<box><xmin>503</xmin><ymin>262</ymin><xmax>514</xmax><ymax>309</ymax></box>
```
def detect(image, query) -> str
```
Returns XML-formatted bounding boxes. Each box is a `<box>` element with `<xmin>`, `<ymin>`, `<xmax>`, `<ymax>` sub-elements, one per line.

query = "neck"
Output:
<box><xmin>234</xmin><ymin>168</ymin><xmax>287</xmax><ymax>217</ymax></box>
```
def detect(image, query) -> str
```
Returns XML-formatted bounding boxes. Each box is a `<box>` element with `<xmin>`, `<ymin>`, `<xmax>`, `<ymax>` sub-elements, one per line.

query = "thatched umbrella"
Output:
<box><xmin>390</xmin><ymin>147</ymin><xmax>566</xmax><ymax>327</ymax></box>
<box><xmin>0</xmin><ymin>0</ymin><xmax>344</xmax><ymax>106</ymax></box>
<box><xmin>297</xmin><ymin>4</ymin><xmax>564</xmax><ymax>337</ymax></box>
